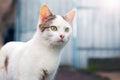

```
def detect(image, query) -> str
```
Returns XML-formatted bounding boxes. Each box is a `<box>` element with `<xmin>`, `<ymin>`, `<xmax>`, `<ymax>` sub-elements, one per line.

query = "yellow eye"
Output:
<box><xmin>65</xmin><ymin>27</ymin><xmax>69</xmax><ymax>32</ymax></box>
<box><xmin>51</xmin><ymin>26</ymin><xmax>57</xmax><ymax>31</ymax></box>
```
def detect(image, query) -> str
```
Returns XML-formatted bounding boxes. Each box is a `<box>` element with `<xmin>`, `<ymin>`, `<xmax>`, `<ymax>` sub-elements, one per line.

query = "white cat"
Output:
<box><xmin>0</xmin><ymin>5</ymin><xmax>76</xmax><ymax>80</ymax></box>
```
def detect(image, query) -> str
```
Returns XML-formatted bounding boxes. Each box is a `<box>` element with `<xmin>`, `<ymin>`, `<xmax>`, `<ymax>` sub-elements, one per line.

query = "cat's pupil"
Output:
<box><xmin>65</xmin><ymin>27</ymin><xmax>69</xmax><ymax>32</ymax></box>
<box><xmin>51</xmin><ymin>26</ymin><xmax>57</xmax><ymax>31</ymax></box>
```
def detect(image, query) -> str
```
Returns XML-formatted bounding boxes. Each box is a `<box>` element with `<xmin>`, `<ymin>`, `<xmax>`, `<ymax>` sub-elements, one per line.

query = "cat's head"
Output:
<box><xmin>38</xmin><ymin>5</ymin><xmax>76</xmax><ymax>47</ymax></box>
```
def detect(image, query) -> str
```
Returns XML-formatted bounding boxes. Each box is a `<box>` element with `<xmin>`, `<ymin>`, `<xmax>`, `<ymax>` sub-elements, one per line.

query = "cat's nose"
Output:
<box><xmin>60</xmin><ymin>35</ymin><xmax>64</xmax><ymax>39</ymax></box>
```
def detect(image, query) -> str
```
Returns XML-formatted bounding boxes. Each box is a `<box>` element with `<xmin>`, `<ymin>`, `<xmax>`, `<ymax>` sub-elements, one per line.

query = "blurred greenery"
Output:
<box><xmin>85</xmin><ymin>64</ymin><xmax>97</xmax><ymax>73</ymax></box>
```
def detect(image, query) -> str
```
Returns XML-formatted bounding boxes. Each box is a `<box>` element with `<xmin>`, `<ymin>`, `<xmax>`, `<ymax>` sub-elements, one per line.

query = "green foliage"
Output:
<box><xmin>85</xmin><ymin>64</ymin><xmax>96</xmax><ymax>73</ymax></box>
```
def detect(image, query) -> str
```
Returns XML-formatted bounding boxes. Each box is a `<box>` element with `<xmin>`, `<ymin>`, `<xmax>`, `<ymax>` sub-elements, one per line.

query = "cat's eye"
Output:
<box><xmin>51</xmin><ymin>26</ymin><xmax>57</xmax><ymax>31</ymax></box>
<box><xmin>65</xmin><ymin>27</ymin><xmax>69</xmax><ymax>32</ymax></box>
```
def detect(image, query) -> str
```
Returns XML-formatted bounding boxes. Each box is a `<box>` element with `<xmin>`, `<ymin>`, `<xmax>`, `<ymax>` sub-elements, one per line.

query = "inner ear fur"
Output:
<box><xmin>63</xmin><ymin>9</ymin><xmax>76</xmax><ymax>25</ymax></box>
<box><xmin>40</xmin><ymin>4</ymin><xmax>53</xmax><ymax>23</ymax></box>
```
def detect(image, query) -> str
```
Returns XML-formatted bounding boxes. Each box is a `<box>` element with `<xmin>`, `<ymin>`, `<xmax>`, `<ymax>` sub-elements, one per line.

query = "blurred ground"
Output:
<box><xmin>55</xmin><ymin>66</ymin><xmax>110</xmax><ymax>80</ymax></box>
<box><xmin>97</xmin><ymin>72</ymin><xmax>120</xmax><ymax>80</ymax></box>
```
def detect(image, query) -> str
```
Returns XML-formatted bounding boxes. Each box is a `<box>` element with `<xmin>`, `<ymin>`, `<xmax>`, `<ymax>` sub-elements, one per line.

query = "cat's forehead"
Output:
<box><xmin>39</xmin><ymin>15</ymin><xmax>71</xmax><ymax>32</ymax></box>
<box><xmin>51</xmin><ymin>15</ymin><xmax>71</xmax><ymax>27</ymax></box>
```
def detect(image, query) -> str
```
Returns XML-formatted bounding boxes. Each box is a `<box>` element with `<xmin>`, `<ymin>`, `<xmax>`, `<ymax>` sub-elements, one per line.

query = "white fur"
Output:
<box><xmin>0</xmin><ymin>15</ymin><xmax>72</xmax><ymax>80</ymax></box>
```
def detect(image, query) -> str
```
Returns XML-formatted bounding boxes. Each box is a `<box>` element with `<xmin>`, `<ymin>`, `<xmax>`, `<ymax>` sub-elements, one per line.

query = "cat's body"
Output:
<box><xmin>0</xmin><ymin>5</ymin><xmax>75</xmax><ymax>80</ymax></box>
<box><xmin>1</xmin><ymin>39</ymin><xmax>60</xmax><ymax>80</ymax></box>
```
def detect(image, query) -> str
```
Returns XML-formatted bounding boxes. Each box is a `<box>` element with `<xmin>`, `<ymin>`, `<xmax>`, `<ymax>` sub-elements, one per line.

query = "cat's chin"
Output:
<box><xmin>50</xmin><ymin>40</ymin><xmax>67</xmax><ymax>47</ymax></box>
<box><xmin>57</xmin><ymin>40</ymin><xmax>64</xmax><ymax>43</ymax></box>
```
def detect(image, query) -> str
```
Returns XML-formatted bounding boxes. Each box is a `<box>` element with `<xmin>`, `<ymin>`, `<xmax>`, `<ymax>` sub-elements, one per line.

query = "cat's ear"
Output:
<box><xmin>63</xmin><ymin>9</ymin><xmax>76</xmax><ymax>25</ymax></box>
<box><xmin>40</xmin><ymin>4</ymin><xmax>53</xmax><ymax>23</ymax></box>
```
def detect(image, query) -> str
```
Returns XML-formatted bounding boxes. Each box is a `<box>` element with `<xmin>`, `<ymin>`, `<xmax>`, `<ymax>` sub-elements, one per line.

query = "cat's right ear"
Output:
<box><xmin>40</xmin><ymin>4</ymin><xmax>53</xmax><ymax>23</ymax></box>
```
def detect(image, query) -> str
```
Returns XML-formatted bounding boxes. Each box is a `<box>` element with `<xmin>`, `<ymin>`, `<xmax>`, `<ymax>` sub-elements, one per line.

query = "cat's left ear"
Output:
<box><xmin>40</xmin><ymin>4</ymin><xmax>53</xmax><ymax>23</ymax></box>
<box><xmin>63</xmin><ymin>9</ymin><xmax>76</xmax><ymax>25</ymax></box>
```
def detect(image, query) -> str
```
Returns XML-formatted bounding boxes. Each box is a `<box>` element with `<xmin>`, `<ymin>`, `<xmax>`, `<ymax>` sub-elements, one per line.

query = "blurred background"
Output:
<box><xmin>0</xmin><ymin>0</ymin><xmax>120</xmax><ymax>80</ymax></box>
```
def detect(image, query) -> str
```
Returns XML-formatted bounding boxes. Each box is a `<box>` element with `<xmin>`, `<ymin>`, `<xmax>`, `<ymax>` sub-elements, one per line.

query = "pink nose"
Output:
<box><xmin>60</xmin><ymin>35</ymin><xmax>64</xmax><ymax>39</ymax></box>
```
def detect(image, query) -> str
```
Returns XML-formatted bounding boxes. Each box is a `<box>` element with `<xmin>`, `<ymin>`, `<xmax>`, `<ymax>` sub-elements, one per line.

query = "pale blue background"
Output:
<box><xmin>16</xmin><ymin>0</ymin><xmax>120</xmax><ymax>69</ymax></box>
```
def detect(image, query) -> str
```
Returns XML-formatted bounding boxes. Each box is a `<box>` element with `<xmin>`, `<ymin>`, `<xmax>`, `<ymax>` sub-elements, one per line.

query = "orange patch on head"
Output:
<box><xmin>40</xmin><ymin>5</ymin><xmax>53</xmax><ymax>23</ymax></box>
<box><xmin>39</xmin><ymin>15</ymin><xmax>56</xmax><ymax>32</ymax></box>
<box><xmin>40</xmin><ymin>6</ymin><xmax>48</xmax><ymax>20</ymax></box>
